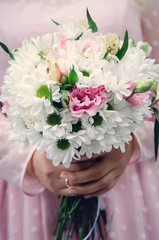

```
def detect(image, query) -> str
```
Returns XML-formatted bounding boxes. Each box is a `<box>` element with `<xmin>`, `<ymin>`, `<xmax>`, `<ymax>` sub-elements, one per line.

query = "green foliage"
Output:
<box><xmin>37</xmin><ymin>85</ymin><xmax>50</xmax><ymax>99</ymax></box>
<box><xmin>75</xmin><ymin>32</ymin><xmax>84</xmax><ymax>40</ymax></box>
<box><xmin>86</xmin><ymin>8</ymin><xmax>98</xmax><ymax>33</ymax></box>
<box><xmin>51</xmin><ymin>18</ymin><xmax>60</xmax><ymax>25</ymax></box>
<box><xmin>0</xmin><ymin>42</ymin><xmax>15</xmax><ymax>60</ymax></box>
<box><xmin>116</xmin><ymin>30</ymin><xmax>128</xmax><ymax>60</ymax></box>
<box><xmin>154</xmin><ymin>118</ymin><xmax>159</xmax><ymax>160</ymax></box>
<box><xmin>54</xmin><ymin>196</ymin><xmax>106</xmax><ymax>240</ymax></box>
<box><xmin>81</xmin><ymin>70</ymin><xmax>90</xmax><ymax>77</ymax></box>
<box><xmin>60</xmin><ymin>75</ymin><xmax>68</xmax><ymax>84</ymax></box>
<box><xmin>68</xmin><ymin>65</ymin><xmax>78</xmax><ymax>85</ymax></box>
<box><xmin>103</xmin><ymin>49</ymin><xmax>110</xmax><ymax>60</ymax></box>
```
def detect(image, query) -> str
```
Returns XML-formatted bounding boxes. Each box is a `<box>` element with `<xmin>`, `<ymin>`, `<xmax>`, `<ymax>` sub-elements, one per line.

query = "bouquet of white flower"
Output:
<box><xmin>1</xmin><ymin>9</ymin><xmax>159</xmax><ymax>240</ymax></box>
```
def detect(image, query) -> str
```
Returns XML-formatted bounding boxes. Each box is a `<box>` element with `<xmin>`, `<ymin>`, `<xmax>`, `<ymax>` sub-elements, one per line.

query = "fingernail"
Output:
<box><xmin>60</xmin><ymin>174</ymin><xmax>67</xmax><ymax>179</ymax></box>
<box><xmin>69</xmin><ymin>189</ymin><xmax>78</xmax><ymax>194</ymax></box>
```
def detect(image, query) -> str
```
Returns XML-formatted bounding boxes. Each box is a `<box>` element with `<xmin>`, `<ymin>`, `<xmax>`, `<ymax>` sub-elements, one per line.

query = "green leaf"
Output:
<box><xmin>130</xmin><ymin>39</ymin><xmax>135</xmax><ymax>48</ymax></box>
<box><xmin>75</xmin><ymin>32</ymin><xmax>84</xmax><ymax>40</ymax></box>
<box><xmin>68</xmin><ymin>65</ymin><xmax>78</xmax><ymax>85</ymax></box>
<box><xmin>153</xmin><ymin>81</ymin><xmax>158</xmax><ymax>96</ymax></box>
<box><xmin>103</xmin><ymin>49</ymin><xmax>110</xmax><ymax>60</ymax></box>
<box><xmin>38</xmin><ymin>52</ymin><xmax>47</xmax><ymax>60</ymax></box>
<box><xmin>86</xmin><ymin>8</ymin><xmax>98</xmax><ymax>33</ymax></box>
<box><xmin>154</xmin><ymin>119</ymin><xmax>159</xmax><ymax>160</ymax></box>
<box><xmin>37</xmin><ymin>85</ymin><xmax>50</xmax><ymax>99</ymax></box>
<box><xmin>116</xmin><ymin>30</ymin><xmax>128</xmax><ymax>60</ymax></box>
<box><xmin>153</xmin><ymin>107</ymin><xmax>159</xmax><ymax>122</ymax></box>
<box><xmin>60</xmin><ymin>75</ymin><xmax>68</xmax><ymax>84</ymax></box>
<box><xmin>40</xmin><ymin>55</ymin><xmax>47</xmax><ymax>61</ymax></box>
<box><xmin>56</xmin><ymin>83</ymin><xmax>72</xmax><ymax>90</ymax></box>
<box><xmin>0</xmin><ymin>42</ymin><xmax>15</xmax><ymax>60</ymax></box>
<box><xmin>51</xmin><ymin>18</ymin><xmax>60</xmax><ymax>25</ymax></box>
<box><xmin>81</xmin><ymin>70</ymin><xmax>90</xmax><ymax>77</ymax></box>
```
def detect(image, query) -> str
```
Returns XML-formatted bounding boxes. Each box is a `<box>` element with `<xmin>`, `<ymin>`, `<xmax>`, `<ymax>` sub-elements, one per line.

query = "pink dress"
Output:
<box><xmin>0</xmin><ymin>0</ymin><xmax>159</xmax><ymax>239</ymax></box>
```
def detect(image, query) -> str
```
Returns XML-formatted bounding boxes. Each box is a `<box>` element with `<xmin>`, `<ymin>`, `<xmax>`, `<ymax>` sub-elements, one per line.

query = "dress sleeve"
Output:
<box><xmin>129</xmin><ymin>0</ymin><xmax>159</xmax><ymax>165</ymax></box>
<box><xmin>0</xmin><ymin>112</ymin><xmax>45</xmax><ymax>195</ymax></box>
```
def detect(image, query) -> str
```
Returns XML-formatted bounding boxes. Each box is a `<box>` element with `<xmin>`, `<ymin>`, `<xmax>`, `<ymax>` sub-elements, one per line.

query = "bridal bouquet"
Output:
<box><xmin>1</xmin><ymin>9</ymin><xmax>159</xmax><ymax>240</ymax></box>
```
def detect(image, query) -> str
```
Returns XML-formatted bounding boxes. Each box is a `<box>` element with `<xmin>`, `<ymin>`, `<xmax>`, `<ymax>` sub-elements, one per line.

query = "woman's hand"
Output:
<box><xmin>26</xmin><ymin>150</ymin><xmax>94</xmax><ymax>196</ymax></box>
<box><xmin>60</xmin><ymin>136</ymin><xmax>138</xmax><ymax>198</ymax></box>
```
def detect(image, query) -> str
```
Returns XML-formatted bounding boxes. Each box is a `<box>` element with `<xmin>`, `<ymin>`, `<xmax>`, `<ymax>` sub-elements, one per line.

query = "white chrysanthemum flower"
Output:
<box><xmin>58</xmin><ymin>20</ymin><xmax>89</xmax><ymax>39</ymax></box>
<box><xmin>103</xmin><ymin>70</ymin><xmax>131</xmax><ymax>103</ymax></box>
<box><xmin>75</xmin><ymin>58</ymin><xmax>105</xmax><ymax>88</ymax></box>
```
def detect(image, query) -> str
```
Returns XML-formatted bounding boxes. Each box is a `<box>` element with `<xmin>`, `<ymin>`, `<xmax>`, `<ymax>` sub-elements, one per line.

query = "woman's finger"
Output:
<box><xmin>60</xmin><ymin>154</ymin><xmax>122</xmax><ymax>185</ymax></box>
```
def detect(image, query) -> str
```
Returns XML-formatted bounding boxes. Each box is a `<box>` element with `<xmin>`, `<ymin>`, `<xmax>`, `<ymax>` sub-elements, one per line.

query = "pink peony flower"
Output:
<box><xmin>69</xmin><ymin>86</ymin><xmax>107</xmax><ymax>118</ymax></box>
<box><xmin>126</xmin><ymin>81</ymin><xmax>149</xmax><ymax>107</ymax></box>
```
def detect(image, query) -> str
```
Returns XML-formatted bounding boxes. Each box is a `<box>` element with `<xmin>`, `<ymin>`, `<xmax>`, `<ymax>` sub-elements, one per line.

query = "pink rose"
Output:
<box><xmin>69</xmin><ymin>86</ymin><xmax>107</xmax><ymax>118</ymax></box>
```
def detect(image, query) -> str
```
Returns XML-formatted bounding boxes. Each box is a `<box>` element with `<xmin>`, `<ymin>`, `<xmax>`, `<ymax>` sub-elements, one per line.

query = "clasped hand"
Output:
<box><xmin>27</xmin><ymin>138</ymin><xmax>135</xmax><ymax>198</ymax></box>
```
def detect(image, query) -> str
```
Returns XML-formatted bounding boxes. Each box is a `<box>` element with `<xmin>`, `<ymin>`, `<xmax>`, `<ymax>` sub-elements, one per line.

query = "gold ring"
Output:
<box><xmin>65</xmin><ymin>178</ymin><xmax>70</xmax><ymax>188</ymax></box>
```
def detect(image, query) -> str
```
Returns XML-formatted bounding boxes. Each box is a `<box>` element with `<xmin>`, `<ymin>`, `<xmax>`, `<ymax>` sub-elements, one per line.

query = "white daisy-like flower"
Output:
<box><xmin>103</xmin><ymin>70</ymin><xmax>131</xmax><ymax>103</ymax></box>
<box><xmin>46</xmin><ymin>138</ymin><xmax>80</xmax><ymax>168</ymax></box>
<box><xmin>80</xmin><ymin>139</ymin><xmax>107</xmax><ymax>159</ymax></box>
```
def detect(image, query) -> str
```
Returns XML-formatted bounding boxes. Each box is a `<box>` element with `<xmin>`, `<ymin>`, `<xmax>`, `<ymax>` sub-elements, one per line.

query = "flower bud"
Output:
<box><xmin>133</xmin><ymin>78</ymin><xmax>154</xmax><ymax>93</ymax></box>
<box><xmin>137</xmin><ymin>41</ymin><xmax>152</xmax><ymax>57</ymax></box>
<box><xmin>60</xmin><ymin>75</ymin><xmax>68</xmax><ymax>84</ymax></box>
